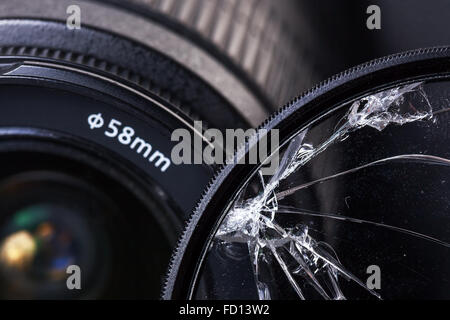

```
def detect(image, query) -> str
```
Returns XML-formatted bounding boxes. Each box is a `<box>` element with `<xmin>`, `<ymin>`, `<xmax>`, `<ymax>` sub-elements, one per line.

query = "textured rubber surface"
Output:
<box><xmin>0</xmin><ymin>19</ymin><xmax>249</xmax><ymax>131</ymax></box>
<box><xmin>162</xmin><ymin>46</ymin><xmax>450</xmax><ymax>299</ymax></box>
<box><xmin>102</xmin><ymin>0</ymin><xmax>320</xmax><ymax>108</ymax></box>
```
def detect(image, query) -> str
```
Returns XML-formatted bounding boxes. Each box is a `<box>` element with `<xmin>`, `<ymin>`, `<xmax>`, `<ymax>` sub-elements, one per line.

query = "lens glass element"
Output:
<box><xmin>0</xmin><ymin>150</ymin><xmax>173</xmax><ymax>299</ymax></box>
<box><xmin>0</xmin><ymin>203</ymin><xmax>99</xmax><ymax>298</ymax></box>
<box><xmin>193</xmin><ymin>79</ymin><xmax>450</xmax><ymax>300</ymax></box>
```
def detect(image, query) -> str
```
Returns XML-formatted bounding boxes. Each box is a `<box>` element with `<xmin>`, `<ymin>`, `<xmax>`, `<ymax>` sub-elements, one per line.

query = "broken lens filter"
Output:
<box><xmin>164</xmin><ymin>47</ymin><xmax>450</xmax><ymax>300</ymax></box>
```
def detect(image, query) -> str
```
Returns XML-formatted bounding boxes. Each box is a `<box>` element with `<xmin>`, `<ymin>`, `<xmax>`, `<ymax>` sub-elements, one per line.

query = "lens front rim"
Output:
<box><xmin>163</xmin><ymin>46</ymin><xmax>450</xmax><ymax>299</ymax></box>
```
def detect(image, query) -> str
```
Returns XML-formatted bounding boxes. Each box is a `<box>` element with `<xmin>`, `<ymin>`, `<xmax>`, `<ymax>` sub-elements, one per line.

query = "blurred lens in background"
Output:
<box><xmin>0</xmin><ymin>148</ymin><xmax>176</xmax><ymax>299</ymax></box>
<box><xmin>113</xmin><ymin>0</ymin><xmax>450</xmax><ymax>107</ymax></box>
<box><xmin>0</xmin><ymin>171</ymin><xmax>110</xmax><ymax>299</ymax></box>
<box><xmin>0</xmin><ymin>204</ymin><xmax>99</xmax><ymax>299</ymax></box>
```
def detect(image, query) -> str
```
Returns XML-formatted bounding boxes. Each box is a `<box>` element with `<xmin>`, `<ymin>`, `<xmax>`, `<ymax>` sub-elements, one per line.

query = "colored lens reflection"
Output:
<box><xmin>0</xmin><ymin>204</ymin><xmax>96</xmax><ymax>298</ymax></box>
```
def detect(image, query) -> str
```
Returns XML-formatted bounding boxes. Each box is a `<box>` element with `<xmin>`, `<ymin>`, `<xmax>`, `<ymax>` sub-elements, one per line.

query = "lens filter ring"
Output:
<box><xmin>163</xmin><ymin>46</ymin><xmax>450</xmax><ymax>300</ymax></box>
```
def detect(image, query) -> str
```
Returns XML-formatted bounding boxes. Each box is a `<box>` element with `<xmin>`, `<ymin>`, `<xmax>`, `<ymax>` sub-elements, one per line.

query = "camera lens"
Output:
<box><xmin>0</xmin><ymin>172</ymin><xmax>108</xmax><ymax>299</ymax></box>
<box><xmin>2</xmin><ymin>0</ymin><xmax>449</xmax><ymax>302</ymax></box>
<box><xmin>164</xmin><ymin>47</ymin><xmax>450</xmax><ymax>300</ymax></box>
<box><xmin>0</xmin><ymin>0</ymin><xmax>327</xmax><ymax>113</ymax></box>
<box><xmin>0</xmin><ymin>0</ymin><xmax>309</xmax><ymax>298</ymax></box>
<box><xmin>0</xmin><ymin>202</ymin><xmax>99</xmax><ymax>299</ymax></box>
<box><xmin>0</xmin><ymin>146</ymin><xmax>178</xmax><ymax>299</ymax></box>
<box><xmin>0</xmin><ymin>0</ymin><xmax>261</xmax><ymax>296</ymax></box>
<box><xmin>0</xmin><ymin>0</ymin><xmax>356</xmax><ymax>299</ymax></box>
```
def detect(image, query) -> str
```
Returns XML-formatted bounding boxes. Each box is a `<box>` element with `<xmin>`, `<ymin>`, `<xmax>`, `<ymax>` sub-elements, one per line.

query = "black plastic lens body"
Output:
<box><xmin>0</xmin><ymin>12</ymin><xmax>259</xmax><ymax>298</ymax></box>
<box><xmin>0</xmin><ymin>55</ymin><xmax>215</xmax><ymax>298</ymax></box>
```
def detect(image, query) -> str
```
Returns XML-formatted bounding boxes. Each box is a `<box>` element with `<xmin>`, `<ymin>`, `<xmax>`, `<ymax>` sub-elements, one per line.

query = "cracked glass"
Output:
<box><xmin>192</xmin><ymin>79</ymin><xmax>450</xmax><ymax>300</ymax></box>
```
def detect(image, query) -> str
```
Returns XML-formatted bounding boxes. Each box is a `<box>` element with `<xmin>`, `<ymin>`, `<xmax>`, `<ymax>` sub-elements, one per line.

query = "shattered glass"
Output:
<box><xmin>193</xmin><ymin>79</ymin><xmax>450</xmax><ymax>300</ymax></box>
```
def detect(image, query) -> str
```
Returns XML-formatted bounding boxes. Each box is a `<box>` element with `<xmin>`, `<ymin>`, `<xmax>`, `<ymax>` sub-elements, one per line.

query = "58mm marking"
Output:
<box><xmin>88</xmin><ymin>113</ymin><xmax>171</xmax><ymax>172</ymax></box>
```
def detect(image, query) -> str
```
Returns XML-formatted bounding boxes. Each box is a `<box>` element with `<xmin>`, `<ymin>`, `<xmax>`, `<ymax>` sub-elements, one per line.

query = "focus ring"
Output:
<box><xmin>0</xmin><ymin>19</ymin><xmax>251</xmax><ymax>131</ymax></box>
<box><xmin>108</xmin><ymin>0</ymin><xmax>321</xmax><ymax>107</ymax></box>
<box><xmin>0</xmin><ymin>45</ymin><xmax>202</xmax><ymax>123</ymax></box>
